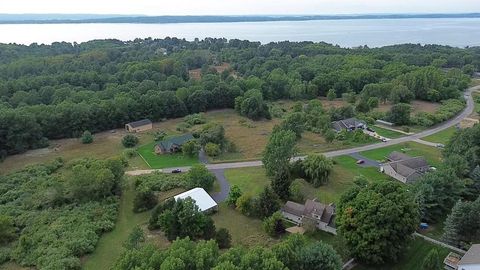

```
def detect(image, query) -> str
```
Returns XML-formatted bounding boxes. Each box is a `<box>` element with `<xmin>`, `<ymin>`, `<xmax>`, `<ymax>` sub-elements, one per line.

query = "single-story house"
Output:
<box><xmin>281</xmin><ymin>199</ymin><xmax>336</xmax><ymax>234</ymax></box>
<box><xmin>174</xmin><ymin>188</ymin><xmax>218</xmax><ymax>213</ymax></box>
<box><xmin>125</xmin><ymin>119</ymin><xmax>152</xmax><ymax>133</ymax></box>
<box><xmin>444</xmin><ymin>244</ymin><xmax>480</xmax><ymax>270</ymax></box>
<box><xmin>154</xmin><ymin>134</ymin><xmax>194</xmax><ymax>155</ymax></box>
<box><xmin>380</xmin><ymin>151</ymin><xmax>430</xmax><ymax>184</ymax></box>
<box><xmin>331</xmin><ymin>118</ymin><xmax>367</xmax><ymax>132</ymax></box>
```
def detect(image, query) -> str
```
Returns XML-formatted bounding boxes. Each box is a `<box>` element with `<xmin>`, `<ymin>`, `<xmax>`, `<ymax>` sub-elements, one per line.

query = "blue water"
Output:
<box><xmin>1</xmin><ymin>18</ymin><xmax>480</xmax><ymax>47</ymax></box>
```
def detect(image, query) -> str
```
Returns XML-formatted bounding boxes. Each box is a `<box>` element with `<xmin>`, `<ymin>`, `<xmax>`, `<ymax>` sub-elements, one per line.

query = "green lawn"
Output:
<box><xmin>373</xmin><ymin>126</ymin><xmax>405</xmax><ymax>139</ymax></box>
<box><xmin>82</xmin><ymin>178</ymin><xmax>152</xmax><ymax>270</ymax></box>
<box><xmin>354</xmin><ymin>238</ymin><xmax>450</xmax><ymax>270</ymax></box>
<box><xmin>224</xmin><ymin>167</ymin><xmax>270</xmax><ymax>196</ymax></box>
<box><xmin>360</xmin><ymin>142</ymin><xmax>442</xmax><ymax>167</ymax></box>
<box><xmin>422</xmin><ymin>127</ymin><xmax>457</xmax><ymax>145</ymax></box>
<box><xmin>137</xmin><ymin>142</ymin><xmax>199</xmax><ymax>169</ymax></box>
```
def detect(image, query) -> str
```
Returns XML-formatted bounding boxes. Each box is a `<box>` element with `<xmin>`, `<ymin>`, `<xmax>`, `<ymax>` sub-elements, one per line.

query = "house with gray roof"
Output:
<box><xmin>281</xmin><ymin>199</ymin><xmax>336</xmax><ymax>234</ymax></box>
<box><xmin>154</xmin><ymin>134</ymin><xmax>194</xmax><ymax>154</ymax></box>
<box><xmin>458</xmin><ymin>244</ymin><xmax>480</xmax><ymax>270</ymax></box>
<box><xmin>331</xmin><ymin>118</ymin><xmax>367</xmax><ymax>132</ymax></box>
<box><xmin>380</xmin><ymin>151</ymin><xmax>430</xmax><ymax>184</ymax></box>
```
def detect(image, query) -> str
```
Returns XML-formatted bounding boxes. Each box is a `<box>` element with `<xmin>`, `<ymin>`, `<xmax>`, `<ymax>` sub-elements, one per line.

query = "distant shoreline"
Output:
<box><xmin>1</xmin><ymin>13</ymin><xmax>480</xmax><ymax>24</ymax></box>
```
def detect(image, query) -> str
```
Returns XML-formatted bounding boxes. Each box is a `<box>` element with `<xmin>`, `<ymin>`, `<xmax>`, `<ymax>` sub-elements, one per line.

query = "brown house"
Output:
<box><xmin>125</xmin><ymin>119</ymin><xmax>152</xmax><ymax>133</ymax></box>
<box><xmin>154</xmin><ymin>134</ymin><xmax>194</xmax><ymax>155</ymax></box>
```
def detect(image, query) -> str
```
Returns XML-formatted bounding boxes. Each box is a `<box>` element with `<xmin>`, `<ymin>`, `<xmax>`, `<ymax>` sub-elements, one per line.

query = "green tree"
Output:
<box><xmin>235</xmin><ymin>194</ymin><xmax>254</xmax><ymax>216</ymax></box>
<box><xmin>253</xmin><ymin>187</ymin><xmax>281</xmax><ymax>218</ymax></box>
<box><xmin>442</xmin><ymin>197</ymin><xmax>480</xmax><ymax>248</ymax></box>
<box><xmin>124</xmin><ymin>226</ymin><xmax>145</xmax><ymax>250</ymax></box>
<box><xmin>234</xmin><ymin>89</ymin><xmax>271</xmax><ymax>120</ymax></box>
<box><xmin>215</xmin><ymin>228</ymin><xmax>232</xmax><ymax>249</ymax></box>
<box><xmin>186</xmin><ymin>164</ymin><xmax>216</xmax><ymax>191</ymax></box>
<box><xmin>133</xmin><ymin>189</ymin><xmax>158</xmax><ymax>212</ymax></box>
<box><xmin>388</xmin><ymin>103</ymin><xmax>412</xmax><ymax>125</ymax></box>
<box><xmin>226</xmin><ymin>185</ymin><xmax>243</xmax><ymax>207</ymax></box>
<box><xmin>262</xmin><ymin>211</ymin><xmax>286</xmax><ymax>237</ymax></box>
<box><xmin>81</xmin><ymin>130</ymin><xmax>93</xmax><ymax>144</ymax></box>
<box><xmin>280</xmin><ymin>112</ymin><xmax>305</xmax><ymax>138</ymax></box>
<box><xmin>324</xmin><ymin>129</ymin><xmax>336</xmax><ymax>143</ymax></box>
<box><xmin>122</xmin><ymin>134</ymin><xmax>139</xmax><ymax>148</ymax></box>
<box><xmin>327</xmin><ymin>89</ymin><xmax>336</xmax><ymax>101</ymax></box>
<box><xmin>182</xmin><ymin>139</ymin><xmax>200</xmax><ymax>157</ymax></box>
<box><xmin>205</xmin><ymin>142</ymin><xmax>221</xmax><ymax>157</ymax></box>
<box><xmin>422</xmin><ymin>249</ymin><xmax>441</xmax><ymax>270</ymax></box>
<box><xmin>271</xmin><ymin>168</ymin><xmax>292</xmax><ymax>200</ymax></box>
<box><xmin>0</xmin><ymin>215</ymin><xmax>16</xmax><ymax>244</ymax></box>
<box><xmin>337</xmin><ymin>181</ymin><xmax>419</xmax><ymax>264</ymax></box>
<box><xmin>302</xmin><ymin>154</ymin><xmax>334</xmax><ymax>187</ymax></box>
<box><xmin>298</xmin><ymin>241</ymin><xmax>342</xmax><ymax>270</ymax></box>
<box><xmin>262</xmin><ymin>129</ymin><xmax>297</xmax><ymax>177</ymax></box>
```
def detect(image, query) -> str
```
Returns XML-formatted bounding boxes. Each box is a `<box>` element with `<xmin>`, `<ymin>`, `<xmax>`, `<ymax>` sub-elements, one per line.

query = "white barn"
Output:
<box><xmin>174</xmin><ymin>188</ymin><xmax>218</xmax><ymax>212</ymax></box>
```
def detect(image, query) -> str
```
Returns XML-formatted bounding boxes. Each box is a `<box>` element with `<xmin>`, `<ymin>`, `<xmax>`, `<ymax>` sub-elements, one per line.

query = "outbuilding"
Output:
<box><xmin>125</xmin><ymin>119</ymin><xmax>153</xmax><ymax>133</ymax></box>
<box><xmin>174</xmin><ymin>188</ymin><xmax>218</xmax><ymax>213</ymax></box>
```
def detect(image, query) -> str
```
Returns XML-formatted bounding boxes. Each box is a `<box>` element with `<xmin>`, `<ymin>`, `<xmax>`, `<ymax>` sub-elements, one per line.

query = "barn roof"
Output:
<box><xmin>127</xmin><ymin>119</ymin><xmax>152</xmax><ymax>128</ymax></box>
<box><xmin>174</xmin><ymin>188</ymin><xmax>218</xmax><ymax>212</ymax></box>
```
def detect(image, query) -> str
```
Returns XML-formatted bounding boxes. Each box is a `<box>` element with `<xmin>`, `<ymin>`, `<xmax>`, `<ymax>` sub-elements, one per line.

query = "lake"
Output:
<box><xmin>1</xmin><ymin>18</ymin><xmax>480</xmax><ymax>47</ymax></box>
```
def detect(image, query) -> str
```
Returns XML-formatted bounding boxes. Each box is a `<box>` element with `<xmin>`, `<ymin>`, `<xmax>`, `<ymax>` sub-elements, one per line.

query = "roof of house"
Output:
<box><xmin>459</xmin><ymin>244</ymin><xmax>480</xmax><ymax>265</ymax></box>
<box><xmin>174</xmin><ymin>188</ymin><xmax>218</xmax><ymax>212</ymax></box>
<box><xmin>282</xmin><ymin>199</ymin><xmax>336</xmax><ymax>225</ymax></box>
<box><xmin>283</xmin><ymin>201</ymin><xmax>305</xmax><ymax>217</ymax></box>
<box><xmin>156</xmin><ymin>134</ymin><xmax>194</xmax><ymax>151</ymax></box>
<box><xmin>385</xmin><ymin>152</ymin><xmax>430</xmax><ymax>179</ymax></box>
<box><xmin>331</xmin><ymin>118</ymin><xmax>366</xmax><ymax>131</ymax></box>
<box><xmin>127</xmin><ymin>119</ymin><xmax>152</xmax><ymax>128</ymax></box>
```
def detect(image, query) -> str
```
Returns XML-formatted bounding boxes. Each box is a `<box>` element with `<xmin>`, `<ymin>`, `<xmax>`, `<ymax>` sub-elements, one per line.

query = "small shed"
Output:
<box><xmin>125</xmin><ymin>119</ymin><xmax>152</xmax><ymax>133</ymax></box>
<box><xmin>174</xmin><ymin>188</ymin><xmax>218</xmax><ymax>212</ymax></box>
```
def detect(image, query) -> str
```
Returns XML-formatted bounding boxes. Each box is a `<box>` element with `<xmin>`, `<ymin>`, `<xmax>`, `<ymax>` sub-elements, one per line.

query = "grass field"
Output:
<box><xmin>373</xmin><ymin>126</ymin><xmax>405</xmax><ymax>139</ymax></box>
<box><xmin>82</xmin><ymin>178</ymin><xmax>154</xmax><ymax>270</ymax></box>
<box><xmin>360</xmin><ymin>142</ymin><xmax>442</xmax><ymax>167</ymax></box>
<box><xmin>224</xmin><ymin>167</ymin><xmax>270</xmax><ymax>196</ymax></box>
<box><xmin>422</xmin><ymin>127</ymin><xmax>457</xmax><ymax>144</ymax></box>
<box><xmin>137</xmin><ymin>142</ymin><xmax>199</xmax><ymax>169</ymax></box>
<box><xmin>354</xmin><ymin>238</ymin><xmax>450</xmax><ymax>270</ymax></box>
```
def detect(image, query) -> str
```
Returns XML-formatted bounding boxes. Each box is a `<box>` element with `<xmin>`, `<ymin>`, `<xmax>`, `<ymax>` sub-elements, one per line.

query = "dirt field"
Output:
<box><xmin>376</xmin><ymin>100</ymin><xmax>440</xmax><ymax>114</ymax></box>
<box><xmin>188</xmin><ymin>62</ymin><xmax>233</xmax><ymax>80</ymax></box>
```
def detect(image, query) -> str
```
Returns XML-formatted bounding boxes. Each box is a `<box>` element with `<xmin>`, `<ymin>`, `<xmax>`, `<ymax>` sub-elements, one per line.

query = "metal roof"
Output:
<box><xmin>459</xmin><ymin>244</ymin><xmax>480</xmax><ymax>265</ymax></box>
<box><xmin>127</xmin><ymin>119</ymin><xmax>152</xmax><ymax>128</ymax></box>
<box><xmin>174</xmin><ymin>188</ymin><xmax>218</xmax><ymax>212</ymax></box>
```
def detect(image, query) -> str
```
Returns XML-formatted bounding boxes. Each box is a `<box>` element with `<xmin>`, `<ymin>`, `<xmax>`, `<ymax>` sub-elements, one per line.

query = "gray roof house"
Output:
<box><xmin>281</xmin><ymin>199</ymin><xmax>336</xmax><ymax>234</ymax></box>
<box><xmin>380</xmin><ymin>151</ymin><xmax>430</xmax><ymax>184</ymax></box>
<box><xmin>154</xmin><ymin>134</ymin><xmax>194</xmax><ymax>154</ymax></box>
<box><xmin>458</xmin><ymin>244</ymin><xmax>480</xmax><ymax>270</ymax></box>
<box><xmin>331</xmin><ymin>118</ymin><xmax>367</xmax><ymax>132</ymax></box>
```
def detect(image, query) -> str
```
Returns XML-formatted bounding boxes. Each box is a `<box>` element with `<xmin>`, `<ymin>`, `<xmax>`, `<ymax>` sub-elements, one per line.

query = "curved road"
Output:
<box><xmin>127</xmin><ymin>85</ymin><xmax>478</xmax><ymax>175</ymax></box>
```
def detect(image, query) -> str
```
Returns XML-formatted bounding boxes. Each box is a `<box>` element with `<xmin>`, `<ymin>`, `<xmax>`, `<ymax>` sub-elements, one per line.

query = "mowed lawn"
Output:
<box><xmin>224</xmin><ymin>167</ymin><xmax>270</xmax><ymax>196</ymax></box>
<box><xmin>354</xmin><ymin>238</ymin><xmax>450</xmax><ymax>270</ymax></box>
<box><xmin>372</xmin><ymin>126</ymin><xmax>405</xmax><ymax>139</ymax></box>
<box><xmin>360</xmin><ymin>142</ymin><xmax>443</xmax><ymax>167</ymax></box>
<box><xmin>137</xmin><ymin>142</ymin><xmax>199</xmax><ymax>169</ymax></box>
<box><xmin>422</xmin><ymin>127</ymin><xmax>457</xmax><ymax>145</ymax></box>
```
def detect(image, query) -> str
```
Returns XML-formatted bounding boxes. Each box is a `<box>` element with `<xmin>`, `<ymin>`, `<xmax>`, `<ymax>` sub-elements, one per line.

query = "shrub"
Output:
<box><xmin>182</xmin><ymin>139</ymin><xmax>200</xmax><ymax>157</ymax></box>
<box><xmin>205</xmin><ymin>143</ymin><xmax>221</xmax><ymax>157</ymax></box>
<box><xmin>215</xmin><ymin>228</ymin><xmax>232</xmax><ymax>249</ymax></box>
<box><xmin>122</xmin><ymin>134</ymin><xmax>139</xmax><ymax>148</ymax></box>
<box><xmin>236</xmin><ymin>194</ymin><xmax>254</xmax><ymax>216</ymax></box>
<box><xmin>133</xmin><ymin>189</ymin><xmax>158</xmax><ymax>213</ymax></box>
<box><xmin>123</xmin><ymin>149</ymin><xmax>137</xmax><ymax>159</ymax></box>
<box><xmin>184</xmin><ymin>113</ymin><xmax>207</xmax><ymax>125</ymax></box>
<box><xmin>186</xmin><ymin>164</ymin><xmax>216</xmax><ymax>191</ymax></box>
<box><xmin>226</xmin><ymin>185</ymin><xmax>243</xmax><ymax>207</ymax></box>
<box><xmin>81</xmin><ymin>130</ymin><xmax>94</xmax><ymax>144</ymax></box>
<box><xmin>263</xmin><ymin>212</ymin><xmax>286</xmax><ymax>237</ymax></box>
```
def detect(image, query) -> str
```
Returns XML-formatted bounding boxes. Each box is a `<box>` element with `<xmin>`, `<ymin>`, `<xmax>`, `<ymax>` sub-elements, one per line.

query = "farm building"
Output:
<box><xmin>174</xmin><ymin>188</ymin><xmax>218</xmax><ymax>212</ymax></box>
<box><xmin>331</xmin><ymin>118</ymin><xmax>367</xmax><ymax>132</ymax></box>
<box><xmin>281</xmin><ymin>199</ymin><xmax>336</xmax><ymax>234</ymax></box>
<box><xmin>125</xmin><ymin>119</ymin><xmax>152</xmax><ymax>133</ymax></box>
<box><xmin>380</xmin><ymin>151</ymin><xmax>430</xmax><ymax>184</ymax></box>
<box><xmin>154</xmin><ymin>134</ymin><xmax>194</xmax><ymax>154</ymax></box>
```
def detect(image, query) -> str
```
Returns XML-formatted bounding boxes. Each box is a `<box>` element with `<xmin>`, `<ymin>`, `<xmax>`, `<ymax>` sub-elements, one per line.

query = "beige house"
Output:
<box><xmin>281</xmin><ymin>199</ymin><xmax>336</xmax><ymax>235</ymax></box>
<box><xmin>125</xmin><ymin>119</ymin><xmax>152</xmax><ymax>133</ymax></box>
<box><xmin>380</xmin><ymin>151</ymin><xmax>430</xmax><ymax>184</ymax></box>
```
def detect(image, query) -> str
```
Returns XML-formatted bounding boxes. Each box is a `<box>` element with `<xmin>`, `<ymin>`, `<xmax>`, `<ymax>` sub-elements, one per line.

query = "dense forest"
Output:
<box><xmin>0</xmin><ymin>38</ymin><xmax>478</xmax><ymax>159</ymax></box>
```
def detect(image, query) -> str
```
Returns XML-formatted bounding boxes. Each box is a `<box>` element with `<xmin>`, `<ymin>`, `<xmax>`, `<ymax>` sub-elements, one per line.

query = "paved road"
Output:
<box><xmin>126</xmin><ymin>85</ymin><xmax>478</xmax><ymax>176</ymax></box>
<box><xmin>210</xmin><ymin>169</ymin><xmax>230</xmax><ymax>203</ymax></box>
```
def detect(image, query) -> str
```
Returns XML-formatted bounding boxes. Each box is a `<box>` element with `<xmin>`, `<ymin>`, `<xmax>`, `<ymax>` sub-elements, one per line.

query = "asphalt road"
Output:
<box><xmin>126</xmin><ymin>85</ymin><xmax>478</xmax><ymax>176</ymax></box>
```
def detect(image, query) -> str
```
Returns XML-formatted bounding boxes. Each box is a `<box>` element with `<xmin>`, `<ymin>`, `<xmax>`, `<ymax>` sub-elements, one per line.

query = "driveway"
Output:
<box><xmin>348</xmin><ymin>152</ymin><xmax>381</xmax><ymax>168</ymax></box>
<box><xmin>210</xmin><ymin>169</ymin><xmax>230</xmax><ymax>203</ymax></box>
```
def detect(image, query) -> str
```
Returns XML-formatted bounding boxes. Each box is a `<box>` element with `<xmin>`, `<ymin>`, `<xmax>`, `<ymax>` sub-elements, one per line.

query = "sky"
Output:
<box><xmin>1</xmin><ymin>0</ymin><xmax>479</xmax><ymax>15</ymax></box>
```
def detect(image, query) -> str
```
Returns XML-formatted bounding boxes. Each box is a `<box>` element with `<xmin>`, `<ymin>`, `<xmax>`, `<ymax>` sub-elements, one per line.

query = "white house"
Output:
<box><xmin>174</xmin><ymin>188</ymin><xmax>218</xmax><ymax>212</ymax></box>
<box><xmin>458</xmin><ymin>244</ymin><xmax>480</xmax><ymax>270</ymax></box>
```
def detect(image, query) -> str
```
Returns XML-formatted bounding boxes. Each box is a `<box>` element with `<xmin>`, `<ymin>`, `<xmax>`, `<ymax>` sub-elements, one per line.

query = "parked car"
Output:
<box><xmin>436</xmin><ymin>143</ymin><xmax>445</xmax><ymax>148</ymax></box>
<box><xmin>356</xmin><ymin>160</ymin><xmax>365</xmax><ymax>164</ymax></box>
<box><xmin>171</xmin><ymin>169</ymin><xmax>182</xmax><ymax>174</ymax></box>
<box><xmin>366</xmin><ymin>127</ymin><xmax>375</xmax><ymax>132</ymax></box>
<box><xmin>381</xmin><ymin>138</ymin><xmax>388</xmax><ymax>142</ymax></box>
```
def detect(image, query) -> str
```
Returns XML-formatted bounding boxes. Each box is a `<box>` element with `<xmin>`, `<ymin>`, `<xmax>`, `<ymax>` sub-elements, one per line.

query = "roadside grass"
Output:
<box><xmin>422</xmin><ymin>127</ymin><xmax>457</xmax><ymax>145</ymax></box>
<box><xmin>372</xmin><ymin>126</ymin><xmax>405</xmax><ymax>139</ymax></box>
<box><xmin>297</xmin><ymin>131</ymin><xmax>379</xmax><ymax>156</ymax></box>
<box><xmin>354</xmin><ymin>237</ymin><xmax>450</xmax><ymax>270</ymax></box>
<box><xmin>224</xmin><ymin>166</ymin><xmax>270</xmax><ymax>196</ymax></box>
<box><xmin>297</xmin><ymin>155</ymin><xmax>389</xmax><ymax>204</ymax></box>
<box><xmin>136</xmin><ymin>142</ymin><xmax>199</xmax><ymax>169</ymax></box>
<box><xmin>360</xmin><ymin>142</ymin><xmax>443</xmax><ymax>167</ymax></box>
<box><xmin>211</xmin><ymin>203</ymin><xmax>279</xmax><ymax>247</ymax></box>
<box><xmin>82</xmin><ymin>177</ymin><xmax>154</xmax><ymax>270</ymax></box>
